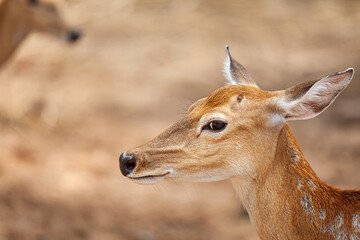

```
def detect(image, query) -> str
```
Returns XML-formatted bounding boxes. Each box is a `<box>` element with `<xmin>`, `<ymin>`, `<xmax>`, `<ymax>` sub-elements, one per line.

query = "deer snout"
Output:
<box><xmin>67</xmin><ymin>29</ymin><xmax>82</xmax><ymax>43</ymax></box>
<box><xmin>119</xmin><ymin>152</ymin><xmax>137</xmax><ymax>176</ymax></box>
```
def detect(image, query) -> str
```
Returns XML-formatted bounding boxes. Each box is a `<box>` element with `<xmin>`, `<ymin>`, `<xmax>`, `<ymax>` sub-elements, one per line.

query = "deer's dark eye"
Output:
<box><xmin>28</xmin><ymin>0</ymin><xmax>39</xmax><ymax>6</ymax></box>
<box><xmin>203</xmin><ymin>120</ymin><xmax>227</xmax><ymax>132</ymax></box>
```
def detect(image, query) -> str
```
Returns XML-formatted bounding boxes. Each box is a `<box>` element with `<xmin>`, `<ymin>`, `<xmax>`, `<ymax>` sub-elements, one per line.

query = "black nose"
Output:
<box><xmin>119</xmin><ymin>152</ymin><xmax>136</xmax><ymax>176</ymax></box>
<box><xmin>67</xmin><ymin>30</ymin><xmax>82</xmax><ymax>43</ymax></box>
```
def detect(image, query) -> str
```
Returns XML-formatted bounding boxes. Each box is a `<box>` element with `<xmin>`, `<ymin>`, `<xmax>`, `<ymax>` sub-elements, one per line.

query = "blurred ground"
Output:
<box><xmin>0</xmin><ymin>0</ymin><xmax>359</xmax><ymax>239</ymax></box>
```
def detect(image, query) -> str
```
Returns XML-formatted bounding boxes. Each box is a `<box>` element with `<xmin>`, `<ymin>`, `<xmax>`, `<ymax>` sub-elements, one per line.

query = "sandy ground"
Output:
<box><xmin>0</xmin><ymin>0</ymin><xmax>359</xmax><ymax>239</ymax></box>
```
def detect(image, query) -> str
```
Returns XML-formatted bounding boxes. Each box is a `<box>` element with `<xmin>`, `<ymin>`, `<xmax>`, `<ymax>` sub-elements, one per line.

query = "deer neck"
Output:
<box><xmin>232</xmin><ymin>124</ymin><xmax>360</xmax><ymax>240</ymax></box>
<box><xmin>0</xmin><ymin>0</ymin><xmax>29</xmax><ymax>67</ymax></box>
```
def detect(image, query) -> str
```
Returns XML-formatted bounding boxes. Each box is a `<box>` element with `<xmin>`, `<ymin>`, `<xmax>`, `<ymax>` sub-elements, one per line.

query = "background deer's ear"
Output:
<box><xmin>278</xmin><ymin>68</ymin><xmax>354</xmax><ymax>121</ymax></box>
<box><xmin>223</xmin><ymin>45</ymin><xmax>258</xmax><ymax>88</ymax></box>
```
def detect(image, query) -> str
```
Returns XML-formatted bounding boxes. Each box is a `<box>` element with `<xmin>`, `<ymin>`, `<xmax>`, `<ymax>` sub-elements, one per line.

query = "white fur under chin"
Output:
<box><xmin>130</xmin><ymin>176</ymin><xmax>166</xmax><ymax>185</ymax></box>
<box><xmin>129</xmin><ymin>169</ymin><xmax>174</xmax><ymax>185</ymax></box>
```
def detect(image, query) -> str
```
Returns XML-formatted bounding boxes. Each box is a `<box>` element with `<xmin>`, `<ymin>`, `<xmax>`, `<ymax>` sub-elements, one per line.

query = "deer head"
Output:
<box><xmin>9</xmin><ymin>0</ymin><xmax>81</xmax><ymax>43</ymax></box>
<box><xmin>119</xmin><ymin>46</ymin><xmax>354</xmax><ymax>185</ymax></box>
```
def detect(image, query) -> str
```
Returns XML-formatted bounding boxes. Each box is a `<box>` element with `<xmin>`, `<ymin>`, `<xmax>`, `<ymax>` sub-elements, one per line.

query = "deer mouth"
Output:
<box><xmin>128</xmin><ymin>172</ymin><xmax>171</xmax><ymax>184</ymax></box>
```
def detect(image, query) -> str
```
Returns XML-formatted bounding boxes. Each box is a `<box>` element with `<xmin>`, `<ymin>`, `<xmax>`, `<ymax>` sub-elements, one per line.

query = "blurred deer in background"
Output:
<box><xmin>119</xmin><ymin>46</ymin><xmax>359</xmax><ymax>239</ymax></box>
<box><xmin>0</xmin><ymin>0</ymin><xmax>82</xmax><ymax>68</ymax></box>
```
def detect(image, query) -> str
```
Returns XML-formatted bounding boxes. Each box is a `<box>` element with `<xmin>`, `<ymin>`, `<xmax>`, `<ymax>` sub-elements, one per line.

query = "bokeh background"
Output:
<box><xmin>0</xmin><ymin>0</ymin><xmax>359</xmax><ymax>239</ymax></box>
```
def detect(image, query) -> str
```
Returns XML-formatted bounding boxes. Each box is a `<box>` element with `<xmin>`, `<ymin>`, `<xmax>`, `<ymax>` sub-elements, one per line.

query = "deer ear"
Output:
<box><xmin>278</xmin><ymin>68</ymin><xmax>354</xmax><ymax>121</ymax></box>
<box><xmin>223</xmin><ymin>45</ymin><xmax>258</xmax><ymax>88</ymax></box>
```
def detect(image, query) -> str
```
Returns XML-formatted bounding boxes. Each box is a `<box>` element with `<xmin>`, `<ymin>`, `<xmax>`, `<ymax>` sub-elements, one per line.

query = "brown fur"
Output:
<box><xmin>247</xmin><ymin>124</ymin><xmax>360</xmax><ymax>239</ymax></box>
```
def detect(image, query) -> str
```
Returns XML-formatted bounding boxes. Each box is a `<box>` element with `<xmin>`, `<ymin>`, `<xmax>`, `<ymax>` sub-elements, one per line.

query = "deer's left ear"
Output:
<box><xmin>223</xmin><ymin>46</ymin><xmax>258</xmax><ymax>88</ymax></box>
<box><xmin>277</xmin><ymin>68</ymin><xmax>354</xmax><ymax>121</ymax></box>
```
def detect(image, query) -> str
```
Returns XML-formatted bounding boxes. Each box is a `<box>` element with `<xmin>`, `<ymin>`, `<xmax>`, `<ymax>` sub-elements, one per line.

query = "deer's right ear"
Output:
<box><xmin>277</xmin><ymin>68</ymin><xmax>354</xmax><ymax>121</ymax></box>
<box><xmin>223</xmin><ymin>46</ymin><xmax>258</xmax><ymax>88</ymax></box>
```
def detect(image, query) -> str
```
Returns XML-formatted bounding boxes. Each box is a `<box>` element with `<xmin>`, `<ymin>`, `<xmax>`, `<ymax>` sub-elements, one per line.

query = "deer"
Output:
<box><xmin>0</xmin><ymin>0</ymin><xmax>82</xmax><ymax>68</ymax></box>
<box><xmin>119</xmin><ymin>46</ymin><xmax>359</xmax><ymax>240</ymax></box>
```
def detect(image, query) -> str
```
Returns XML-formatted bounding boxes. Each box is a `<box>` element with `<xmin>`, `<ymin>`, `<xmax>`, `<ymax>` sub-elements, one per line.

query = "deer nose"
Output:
<box><xmin>119</xmin><ymin>152</ymin><xmax>137</xmax><ymax>176</ymax></box>
<box><xmin>67</xmin><ymin>30</ymin><xmax>82</xmax><ymax>43</ymax></box>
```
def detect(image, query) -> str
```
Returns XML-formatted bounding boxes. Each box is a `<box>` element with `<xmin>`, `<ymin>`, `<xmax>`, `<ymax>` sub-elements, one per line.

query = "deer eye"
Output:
<box><xmin>203</xmin><ymin>120</ymin><xmax>227</xmax><ymax>132</ymax></box>
<box><xmin>28</xmin><ymin>0</ymin><xmax>39</xmax><ymax>6</ymax></box>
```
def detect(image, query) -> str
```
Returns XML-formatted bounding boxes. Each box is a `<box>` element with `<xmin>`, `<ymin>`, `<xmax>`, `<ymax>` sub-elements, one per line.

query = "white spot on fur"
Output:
<box><xmin>335</xmin><ymin>213</ymin><xmax>344</xmax><ymax>229</ymax></box>
<box><xmin>307</xmin><ymin>179</ymin><xmax>316</xmax><ymax>191</ymax></box>
<box><xmin>353</xmin><ymin>213</ymin><xmax>360</xmax><ymax>232</ymax></box>
<box><xmin>320</xmin><ymin>225</ymin><xmax>326</xmax><ymax>233</ymax></box>
<box><xmin>297</xmin><ymin>178</ymin><xmax>303</xmax><ymax>190</ymax></box>
<box><xmin>334</xmin><ymin>230</ymin><xmax>347</xmax><ymax>240</ymax></box>
<box><xmin>292</xmin><ymin>153</ymin><xmax>300</xmax><ymax>163</ymax></box>
<box><xmin>326</xmin><ymin>224</ymin><xmax>334</xmax><ymax>234</ymax></box>
<box><xmin>323</xmin><ymin>220</ymin><xmax>348</xmax><ymax>240</ymax></box>
<box><xmin>319</xmin><ymin>209</ymin><xmax>326</xmax><ymax>220</ymax></box>
<box><xmin>301</xmin><ymin>193</ymin><xmax>314</xmax><ymax>214</ymax></box>
<box><xmin>351</xmin><ymin>233</ymin><xmax>360</xmax><ymax>240</ymax></box>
